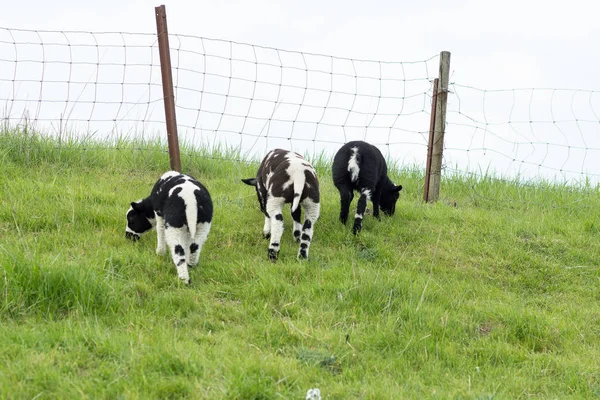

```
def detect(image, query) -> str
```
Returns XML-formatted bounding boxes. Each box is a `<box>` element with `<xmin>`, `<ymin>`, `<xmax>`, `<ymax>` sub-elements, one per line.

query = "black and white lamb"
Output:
<box><xmin>332</xmin><ymin>141</ymin><xmax>403</xmax><ymax>234</ymax></box>
<box><xmin>125</xmin><ymin>171</ymin><xmax>213</xmax><ymax>284</ymax></box>
<box><xmin>242</xmin><ymin>149</ymin><xmax>320</xmax><ymax>261</ymax></box>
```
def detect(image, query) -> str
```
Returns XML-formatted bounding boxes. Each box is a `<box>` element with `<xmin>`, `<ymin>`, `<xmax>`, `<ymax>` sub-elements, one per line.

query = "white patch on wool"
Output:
<box><xmin>159</xmin><ymin>170</ymin><xmax>181</xmax><ymax>181</ymax></box>
<box><xmin>285</xmin><ymin>153</ymin><xmax>315</xmax><ymax>212</ymax></box>
<box><xmin>157</xmin><ymin>171</ymin><xmax>190</xmax><ymax>195</ymax></box>
<box><xmin>285</xmin><ymin>152</ymin><xmax>309</xmax><ymax>171</ymax></box>
<box><xmin>347</xmin><ymin>147</ymin><xmax>360</xmax><ymax>183</ymax></box>
<box><xmin>169</xmin><ymin>182</ymin><xmax>199</xmax><ymax>238</ymax></box>
<box><xmin>263</xmin><ymin>150</ymin><xmax>276</xmax><ymax>166</ymax></box>
<box><xmin>282</xmin><ymin>179</ymin><xmax>293</xmax><ymax>191</ymax></box>
<box><xmin>354</xmin><ymin>213</ymin><xmax>363</xmax><ymax>220</ymax></box>
<box><xmin>265</xmin><ymin>171</ymin><xmax>275</xmax><ymax>192</ymax></box>
<box><xmin>361</xmin><ymin>189</ymin><xmax>372</xmax><ymax>200</ymax></box>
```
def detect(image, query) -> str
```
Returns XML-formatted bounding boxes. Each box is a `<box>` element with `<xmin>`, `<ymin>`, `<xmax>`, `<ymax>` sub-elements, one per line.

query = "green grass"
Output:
<box><xmin>1</xmin><ymin>128</ymin><xmax>600</xmax><ymax>399</ymax></box>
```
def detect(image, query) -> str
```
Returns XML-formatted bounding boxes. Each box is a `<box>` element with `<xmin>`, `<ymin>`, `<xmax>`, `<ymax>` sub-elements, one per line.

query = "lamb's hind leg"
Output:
<box><xmin>337</xmin><ymin>185</ymin><xmax>353</xmax><ymax>224</ymax></box>
<box><xmin>291</xmin><ymin>206</ymin><xmax>302</xmax><ymax>242</ymax></box>
<box><xmin>165</xmin><ymin>225</ymin><xmax>191</xmax><ymax>284</ymax></box>
<box><xmin>298</xmin><ymin>199</ymin><xmax>320</xmax><ymax>260</ymax></box>
<box><xmin>188</xmin><ymin>222</ymin><xmax>212</xmax><ymax>268</ymax></box>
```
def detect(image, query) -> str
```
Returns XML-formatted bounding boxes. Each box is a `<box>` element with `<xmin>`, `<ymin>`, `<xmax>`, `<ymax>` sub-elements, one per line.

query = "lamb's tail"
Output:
<box><xmin>291</xmin><ymin>171</ymin><xmax>306</xmax><ymax>213</ymax></box>
<box><xmin>182</xmin><ymin>186</ymin><xmax>198</xmax><ymax>238</ymax></box>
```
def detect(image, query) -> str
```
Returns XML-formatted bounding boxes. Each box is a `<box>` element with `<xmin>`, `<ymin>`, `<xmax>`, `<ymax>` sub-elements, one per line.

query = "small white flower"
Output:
<box><xmin>306</xmin><ymin>388</ymin><xmax>322</xmax><ymax>400</ymax></box>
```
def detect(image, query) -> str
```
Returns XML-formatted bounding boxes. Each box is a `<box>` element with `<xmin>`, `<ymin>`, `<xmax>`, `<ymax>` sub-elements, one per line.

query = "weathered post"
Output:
<box><xmin>424</xmin><ymin>78</ymin><xmax>439</xmax><ymax>202</ymax></box>
<box><xmin>426</xmin><ymin>51</ymin><xmax>451</xmax><ymax>202</ymax></box>
<box><xmin>155</xmin><ymin>4</ymin><xmax>181</xmax><ymax>172</ymax></box>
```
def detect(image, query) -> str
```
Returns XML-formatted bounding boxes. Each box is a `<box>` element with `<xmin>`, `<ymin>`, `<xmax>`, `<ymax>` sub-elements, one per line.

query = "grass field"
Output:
<box><xmin>1</xmin><ymin>128</ymin><xmax>600</xmax><ymax>399</ymax></box>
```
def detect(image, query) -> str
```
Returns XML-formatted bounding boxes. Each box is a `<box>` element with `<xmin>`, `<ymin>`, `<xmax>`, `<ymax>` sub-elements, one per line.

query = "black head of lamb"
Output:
<box><xmin>379</xmin><ymin>178</ymin><xmax>403</xmax><ymax>216</ymax></box>
<box><xmin>125</xmin><ymin>200</ymin><xmax>155</xmax><ymax>241</ymax></box>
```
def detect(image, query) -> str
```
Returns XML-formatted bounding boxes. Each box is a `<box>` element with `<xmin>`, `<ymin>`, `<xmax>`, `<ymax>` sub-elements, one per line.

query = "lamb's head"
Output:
<box><xmin>125</xmin><ymin>201</ymin><xmax>155</xmax><ymax>241</ymax></box>
<box><xmin>242</xmin><ymin>177</ymin><xmax>267</xmax><ymax>212</ymax></box>
<box><xmin>379</xmin><ymin>178</ymin><xmax>403</xmax><ymax>216</ymax></box>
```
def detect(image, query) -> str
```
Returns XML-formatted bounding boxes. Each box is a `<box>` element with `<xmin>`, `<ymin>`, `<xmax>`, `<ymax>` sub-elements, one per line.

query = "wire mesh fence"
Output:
<box><xmin>446</xmin><ymin>84</ymin><xmax>600</xmax><ymax>185</ymax></box>
<box><xmin>0</xmin><ymin>27</ymin><xmax>438</xmax><ymax>167</ymax></box>
<box><xmin>2</xmin><ymin>26</ymin><xmax>600</xmax><ymax>195</ymax></box>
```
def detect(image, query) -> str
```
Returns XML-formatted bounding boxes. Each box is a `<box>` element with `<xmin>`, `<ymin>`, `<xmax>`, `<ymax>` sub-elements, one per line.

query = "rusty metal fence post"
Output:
<box><xmin>155</xmin><ymin>4</ymin><xmax>182</xmax><ymax>172</ymax></box>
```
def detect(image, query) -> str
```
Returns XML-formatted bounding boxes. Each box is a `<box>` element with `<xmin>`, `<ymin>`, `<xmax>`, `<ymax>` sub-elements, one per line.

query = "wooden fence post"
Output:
<box><xmin>425</xmin><ymin>51</ymin><xmax>451</xmax><ymax>202</ymax></box>
<box><xmin>424</xmin><ymin>78</ymin><xmax>439</xmax><ymax>202</ymax></box>
<box><xmin>155</xmin><ymin>4</ymin><xmax>182</xmax><ymax>172</ymax></box>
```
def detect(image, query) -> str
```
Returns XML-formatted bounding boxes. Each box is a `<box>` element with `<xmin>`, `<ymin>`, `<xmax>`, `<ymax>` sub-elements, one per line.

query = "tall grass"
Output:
<box><xmin>1</xmin><ymin>127</ymin><xmax>600</xmax><ymax>399</ymax></box>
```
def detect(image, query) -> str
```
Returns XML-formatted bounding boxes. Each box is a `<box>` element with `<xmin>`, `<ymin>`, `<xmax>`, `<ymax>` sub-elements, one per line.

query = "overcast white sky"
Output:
<box><xmin>4</xmin><ymin>0</ymin><xmax>599</xmax><ymax>89</ymax></box>
<box><xmin>2</xmin><ymin>0</ymin><xmax>600</xmax><ymax>182</ymax></box>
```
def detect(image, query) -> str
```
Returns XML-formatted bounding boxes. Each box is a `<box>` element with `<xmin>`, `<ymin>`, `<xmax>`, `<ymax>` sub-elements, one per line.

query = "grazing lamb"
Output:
<box><xmin>242</xmin><ymin>149</ymin><xmax>320</xmax><ymax>261</ymax></box>
<box><xmin>332</xmin><ymin>141</ymin><xmax>403</xmax><ymax>234</ymax></box>
<box><xmin>125</xmin><ymin>171</ymin><xmax>213</xmax><ymax>284</ymax></box>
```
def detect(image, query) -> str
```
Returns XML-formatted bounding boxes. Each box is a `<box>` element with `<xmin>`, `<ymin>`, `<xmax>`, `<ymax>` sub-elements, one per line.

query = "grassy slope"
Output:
<box><xmin>1</xmin><ymin>130</ymin><xmax>600</xmax><ymax>399</ymax></box>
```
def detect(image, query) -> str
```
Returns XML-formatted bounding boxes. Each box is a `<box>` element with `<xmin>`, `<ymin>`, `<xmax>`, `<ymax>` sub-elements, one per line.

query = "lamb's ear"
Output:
<box><xmin>393</xmin><ymin>185</ymin><xmax>403</xmax><ymax>193</ymax></box>
<box><xmin>242</xmin><ymin>178</ymin><xmax>257</xmax><ymax>187</ymax></box>
<box><xmin>130</xmin><ymin>202</ymin><xmax>142</xmax><ymax>212</ymax></box>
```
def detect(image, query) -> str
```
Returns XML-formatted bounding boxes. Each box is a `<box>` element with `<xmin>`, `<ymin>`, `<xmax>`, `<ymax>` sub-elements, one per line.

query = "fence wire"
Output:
<box><xmin>445</xmin><ymin>84</ymin><xmax>600</xmax><ymax>185</ymax></box>
<box><xmin>0</xmin><ymin>27</ymin><xmax>438</xmax><ymax>167</ymax></box>
<box><xmin>2</xmin><ymin>26</ymin><xmax>600</xmax><ymax>203</ymax></box>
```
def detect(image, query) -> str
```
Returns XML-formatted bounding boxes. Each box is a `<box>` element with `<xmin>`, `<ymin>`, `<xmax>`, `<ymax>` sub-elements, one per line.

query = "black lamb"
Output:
<box><xmin>332</xmin><ymin>141</ymin><xmax>402</xmax><ymax>234</ymax></box>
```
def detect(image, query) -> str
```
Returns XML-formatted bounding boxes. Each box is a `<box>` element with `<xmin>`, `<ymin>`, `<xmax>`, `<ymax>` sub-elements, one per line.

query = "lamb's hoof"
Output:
<box><xmin>298</xmin><ymin>250</ymin><xmax>308</xmax><ymax>259</ymax></box>
<box><xmin>352</xmin><ymin>225</ymin><xmax>362</xmax><ymax>235</ymax></box>
<box><xmin>156</xmin><ymin>249</ymin><xmax>166</xmax><ymax>256</ymax></box>
<box><xmin>126</xmin><ymin>232</ymin><xmax>140</xmax><ymax>241</ymax></box>
<box><xmin>293</xmin><ymin>230</ymin><xmax>301</xmax><ymax>242</ymax></box>
<box><xmin>268</xmin><ymin>249</ymin><xmax>278</xmax><ymax>262</ymax></box>
<box><xmin>263</xmin><ymin>233</ymin><xmax>271</xmax><ymax>240</ymax></box>
<box><xmin>180</xmin><ymin>277</ymin><xmax>191</xmax><ymax>285</ymax></box>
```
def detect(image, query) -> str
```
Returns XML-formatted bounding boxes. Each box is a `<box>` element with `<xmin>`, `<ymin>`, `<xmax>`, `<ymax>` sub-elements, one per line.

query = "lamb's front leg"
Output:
<box><xmin>266</xmin><ymin>200</ymin><xmax>285</xmax><ymax>262</ymax></box>
<box><xmin>165</xmin><ymin>226</ymin><xmax>191</xmax><ymax>284</ymax></box>
<box><xmin>372</xmin><ymin>190</ymin><xmax>382</xmax><ymax>220</ymax></box>
<box><xmin>263</xmin><ymin>215</ymin><xmax>271</xmax><ymax>239</ymax></box>
<box><xmin>353</xmin><ymin>188</ymin><xmax>372</xmax><ymax>235</ymax></box>
<box><xmin>155</xmin><ymin>215</ymin><xmax>166</xmax><ymax>255</ymax></box>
